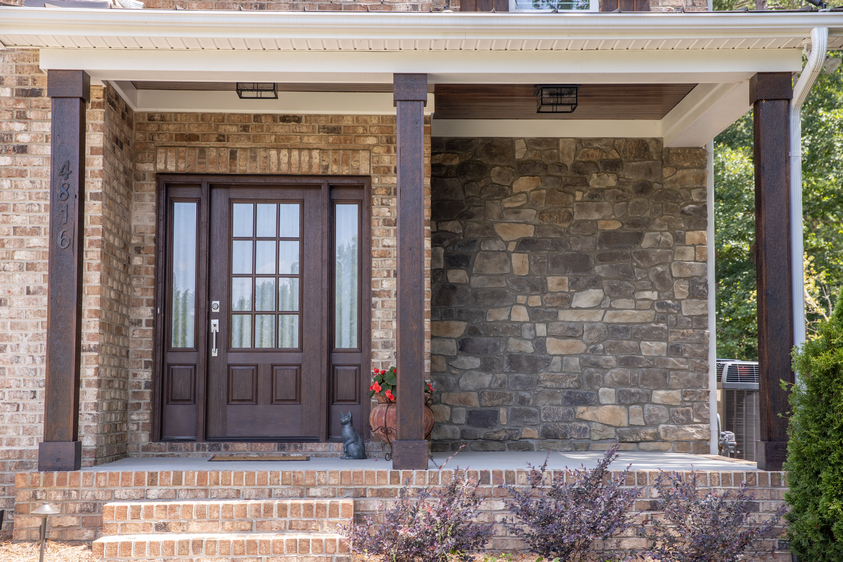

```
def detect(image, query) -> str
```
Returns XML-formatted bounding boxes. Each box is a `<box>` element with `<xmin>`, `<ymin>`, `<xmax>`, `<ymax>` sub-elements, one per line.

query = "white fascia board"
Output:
<box><xmin>39</xmin><ymin>48</ymin><xmax>803</xmax><ymax>85</ymax></box>
<box><xmin>128</xmin><ymin>88</ymin><xmax>435</xmax><ymax>115</ymax></box>
<box><xmin>663</xmin><ymin>80</ymin><xmax>750</xmax><ymax>147</ymax></box>
<box><xmin>3</xmin><ymin>8</ymin><xmax>843</xmax><ymax>45</ymax></box>
<box><xmin>431</xmin><ymin>119</ymin><xmax>662</xmax><ymax>139</ymax></box>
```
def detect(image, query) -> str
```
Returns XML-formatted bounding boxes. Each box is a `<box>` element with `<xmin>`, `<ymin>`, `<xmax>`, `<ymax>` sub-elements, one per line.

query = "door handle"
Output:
<box><xmin>210</xmin><ymin>319</ymin><xmax>219</xmax><ymax>357</ymax></box>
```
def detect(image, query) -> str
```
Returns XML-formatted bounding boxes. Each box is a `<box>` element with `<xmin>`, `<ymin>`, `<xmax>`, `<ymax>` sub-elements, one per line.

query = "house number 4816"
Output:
<box><xmin>56</xmin><ymin>160</ymin><xmax>72</xmax><ymax>250</ymax></box>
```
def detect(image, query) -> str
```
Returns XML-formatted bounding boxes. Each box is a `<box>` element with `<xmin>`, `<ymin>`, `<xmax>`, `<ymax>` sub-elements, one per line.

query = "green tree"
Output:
<box><xmin>786</xmin><ymin>293</ymin><xmax>843</xmax><ymax>560</ymax></box>
<box><xmin>714</xmin><ymin>66</ymin><xmax>843</xmax><ymax>358</ymax></box>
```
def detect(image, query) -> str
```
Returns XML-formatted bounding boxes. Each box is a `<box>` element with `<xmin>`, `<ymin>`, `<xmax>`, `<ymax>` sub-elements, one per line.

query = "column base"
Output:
<box><xmin>38</xmin><ymin>441</ymin><xmax>82</xmax><ymax>471</ymax></box>
<box><xmin>392</xmin><ymin>440</ymin><xmax>429</xmax><ymax>470</ymax></box>
<box><xmin>756</xmin><ymin>440</ymin><xmax>788</xmax><ymax>471</ymax></box>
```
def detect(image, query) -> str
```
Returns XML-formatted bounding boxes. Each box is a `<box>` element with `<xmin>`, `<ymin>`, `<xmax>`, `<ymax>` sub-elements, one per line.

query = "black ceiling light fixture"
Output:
<box><xmin>535</xmin><ymin>84</ymin><xmax>579</xmax><ymax>113</ymax></box>
<box><xmin>235</xmin><ymin>83</ymin><xmax>278</xmax><ymax>99</ymax></box>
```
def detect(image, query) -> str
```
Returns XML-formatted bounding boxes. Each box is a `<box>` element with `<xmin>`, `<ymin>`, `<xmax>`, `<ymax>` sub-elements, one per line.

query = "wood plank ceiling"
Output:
<box><xmin>433</xmin><ymin>84</ymin><xmax>697</xmax><ymax>120</ymax></box>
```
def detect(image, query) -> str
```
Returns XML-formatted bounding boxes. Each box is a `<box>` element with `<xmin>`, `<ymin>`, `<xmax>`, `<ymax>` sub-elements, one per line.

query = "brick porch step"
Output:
<box><xmin>102</xmin><ymin>499</ymin><xmax>353</xmax><ymax>535</ymax></box>
<box><xmin>93</xmin><ymin>498</ymin><xmax>354</xmax><ymax>561</ymax></box>
<box><xmin>92</xmin><ymin>532</ymin><xmax>350</xmax><ymax>561</ymax></box>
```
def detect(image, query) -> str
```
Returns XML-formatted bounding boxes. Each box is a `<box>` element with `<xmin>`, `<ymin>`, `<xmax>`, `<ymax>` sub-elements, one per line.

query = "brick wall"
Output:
<box><xmin>0</xmin><ymin>47</ymin><xmax>49</xmax><ymax>529</ymax></box>
<box><xmin>127</xmin><ymin>111</ymin><xmax>431</xmax><ymax>456</ymax></box>
<box><xmin>12</xmin><ymin>465</ymin><xmax>789</xmax><ymax>561</ymax></box>
<box><xmin>430</xmin><ymin>138</ymin><xmax>710</xmax><ymax>454</ymax></box>
<box><xmin>78</xmin><ymin>85</ymin><xmax>134</xmax><ymax>466</ymax></box>
<box><xmin>135</xmin><ymin>0</ymin><xmax>707</xmax><ymax>13</ymax></box>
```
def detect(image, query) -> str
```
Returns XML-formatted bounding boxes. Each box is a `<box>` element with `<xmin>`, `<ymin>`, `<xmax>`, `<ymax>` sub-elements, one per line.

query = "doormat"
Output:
<box><xmin>209</xmin><ymin>454</ymin><xmax>310</xmax><ymax>462</ymax></box>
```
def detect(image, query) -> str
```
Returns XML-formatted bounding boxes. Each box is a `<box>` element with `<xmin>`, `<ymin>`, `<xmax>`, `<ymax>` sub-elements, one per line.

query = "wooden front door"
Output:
<box><xmin>206</xmin><ymin>186</ymin><xmax>323</xmax><ymax>439</ymax></box>
<box><xmin>155</xmin><ymin>176</ymin><xmax>371</xmax><ymax>443</ymax></box>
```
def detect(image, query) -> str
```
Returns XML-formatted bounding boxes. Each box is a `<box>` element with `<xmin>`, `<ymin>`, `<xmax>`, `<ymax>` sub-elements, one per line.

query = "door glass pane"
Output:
<box><xmin>255</xmin><ymin>315</ymin><xmax>275</xmax><ymax>348</ymax></box>
<box><xmin>256</xmin><ymin>203</ymin><xmax>277</xmax><ymax>237</ymax></box>
<box><xmin>255</xmin><ymin>241</ymin><xmax>276</xmax><ymax>274</ymax></box>
<box><xmin>171</xmin><ymin>201</ymin><xmax>197</xmax><ymax>348</ymax></box>
<box><xmin>255</xmin><ymin>278</ymin><xmax>276</xmax><ymax>311</ymax></box>
<box><xmin>231</xmin><ymin>315</ymin><xmax>251</xmax><ymax>348</ymax></box>
<box><xmin>232</xmin><ymin>278</ymin><xmax>252</xmax><ymax>311</ymax></box>
<box><xmin>232</xmin><ymin>203</ymin><xmax>254</xmax><ymax>237</ymax></box>
<box><xmin>279</xmin><ymin>315</ymin><xmax>299</xmax><ymax>348</ymax></box>
<box><xmin>279</xmin><ymin>204</ymin><xmax>300</xmax><ymax>238</ymax></box>
<box><xmin>232</xmin><ymin>241</ymin><xmax>253</xmax><ymax>274</ymax></box>
<box><xmin>335</xmin><ymin>204</ymin><xmax>359</xmax><ymax>349</ymax></box>
<box><xmin>278</xmin><ymin>241</ymin><xmax>300</xmax><ymax>275</ymax></box>
<box><xmin>279</xmin><ymin>278</ymin><xmax>299</xmax><ymax>312</ymax></box>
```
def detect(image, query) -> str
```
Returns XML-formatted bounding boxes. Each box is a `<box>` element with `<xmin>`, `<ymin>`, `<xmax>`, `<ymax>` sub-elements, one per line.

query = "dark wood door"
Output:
<box><xmin>206</xmin><ymin>185</ymin><xmax>325</xmax><ymax>440</ymax></box>
<box><xmin>155</xmin><ymin>175</ymin><xmax>371</xmax><ymax>443</ymax></box>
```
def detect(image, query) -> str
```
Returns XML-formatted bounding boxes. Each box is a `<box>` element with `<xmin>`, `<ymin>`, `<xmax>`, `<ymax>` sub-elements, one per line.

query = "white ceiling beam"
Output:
<box><xmin>39</xmin><ymin>48</ymin><xmax>802</xmax><ymax>85</ymax></box>
<box><xmin>663</xmin><ymin>80</ymin><xmax>750</xmax><ymax>147</ymax></box>
<box><xmin>431</xmin><ymin>119</ymin><xmax>662</xmax><ymax>139</ymax></box>
<box><xmin>122</xmin><ymin>88</ymin><xmax>435</xmax><ymax>115</ymax></box>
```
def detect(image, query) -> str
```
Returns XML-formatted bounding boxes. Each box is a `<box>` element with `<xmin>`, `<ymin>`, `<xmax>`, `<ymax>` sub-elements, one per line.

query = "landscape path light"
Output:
<box><xmin>32</xmin><ymin>503</ymin><xmax>60</xmax><ymax>562</ymax></box>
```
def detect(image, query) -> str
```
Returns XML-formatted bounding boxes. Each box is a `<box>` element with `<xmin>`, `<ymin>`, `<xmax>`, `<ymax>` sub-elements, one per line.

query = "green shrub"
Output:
<box><xmin>786</xmin><ymin>291</ymin><xmax>843</xmax><ymax>560</ymax></box>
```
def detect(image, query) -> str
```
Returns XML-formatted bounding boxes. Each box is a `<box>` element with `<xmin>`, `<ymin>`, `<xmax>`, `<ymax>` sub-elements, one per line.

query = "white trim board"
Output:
<box><xmin>111</xmin><ymin>83</ymin><xmax>435</xmax><ymax>115</ymax></box>
<box><xmin>40</xmin><ymin>48</ymin><xmax>802</xmax><ymax>85</ymax></box>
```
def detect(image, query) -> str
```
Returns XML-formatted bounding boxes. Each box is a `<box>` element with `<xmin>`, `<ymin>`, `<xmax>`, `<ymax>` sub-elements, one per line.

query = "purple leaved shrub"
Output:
<box><xmin>500</xmin><ymin>443</ymin><xmax>641</xmax><ymax>562</ymax></box>
<box><xmin>641</xmin><ymin>470</ymin><xmax>786</xmax><ymax>562</ymax></box>
<box><xmin>340</xmin><ymin>466</ymin><xmax>493</xmax><ymax>562</ymax></box>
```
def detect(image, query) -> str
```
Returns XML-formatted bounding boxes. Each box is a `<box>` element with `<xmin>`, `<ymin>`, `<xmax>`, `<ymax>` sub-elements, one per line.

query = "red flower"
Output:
<box><xmin>385</xmin><ymin>389</ymin><xmax>395</xmax><ymax>402</ymax></box>
<box><xmin>371</xmin><ymin>382</ymin><xmax>381</xmax><ymax>393</ymax></box>
<box><xmin>427</xmin><ymin>382</ymin><xmax>435</xmax><ymax>393</ymax></box>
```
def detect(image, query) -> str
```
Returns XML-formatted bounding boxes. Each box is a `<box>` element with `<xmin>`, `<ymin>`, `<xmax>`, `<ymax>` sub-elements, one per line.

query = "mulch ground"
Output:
<box><xmin>0</xmin><ymin>539</ymin><xmax>94</xmax><ymax>562</ymax></box>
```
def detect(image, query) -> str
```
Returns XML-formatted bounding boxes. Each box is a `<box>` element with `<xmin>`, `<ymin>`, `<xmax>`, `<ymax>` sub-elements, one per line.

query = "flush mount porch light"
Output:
<box><xmin>235</xmin><ymin>83</ymin><xmax>278</xmax><ymax>99</ymax></box>
<box><xmin>535</xmin><ymin>84</ymin><xmax>579</xmax><ymax>114</ymax></box>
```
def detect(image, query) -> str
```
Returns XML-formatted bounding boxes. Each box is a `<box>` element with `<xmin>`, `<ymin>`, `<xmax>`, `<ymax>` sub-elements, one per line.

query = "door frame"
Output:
<box><xmin>152</xmin><ymin>174</ymin><xmax>372</xmax><ymax>443</ymax></box>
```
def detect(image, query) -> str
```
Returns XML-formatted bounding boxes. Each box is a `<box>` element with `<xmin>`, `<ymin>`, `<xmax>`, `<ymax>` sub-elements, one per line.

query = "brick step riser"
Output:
<box><xmin>103</xmin><ymin>499</ymin><xmax>353</xmax><ymax>536</ymax></box>
<box><xmin>92</xmin><ymin>534</ymin><xmax>349</xmax><ymax>561</ymax></box>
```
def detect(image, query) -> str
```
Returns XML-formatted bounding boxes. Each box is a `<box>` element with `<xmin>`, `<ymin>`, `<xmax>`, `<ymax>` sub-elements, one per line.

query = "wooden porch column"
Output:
<box><xmin>38</xmin><ymin>70</ymin><xmax>90</xmax><ymax>471</ymax></box>
<box><xmin>751</xmin><ymin>72</ymin><xmax>793</xmax><ymax>472</ymax></box>
<box><xmin>392</xmin><ymin>73</ymin><xmax>428</xmax><ymax>470</ymax></box>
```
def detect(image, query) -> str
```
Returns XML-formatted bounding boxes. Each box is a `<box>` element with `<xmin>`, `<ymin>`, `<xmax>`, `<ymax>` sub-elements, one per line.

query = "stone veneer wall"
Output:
<box><xmin>430</xmin><ymin>137</ymin><xmax>711</xmax><ymax>454</ymax></box>
<box><xmin>127</xmin><ymin>111</ymin><xmax>431</xmax><ymax>456</ymax></box>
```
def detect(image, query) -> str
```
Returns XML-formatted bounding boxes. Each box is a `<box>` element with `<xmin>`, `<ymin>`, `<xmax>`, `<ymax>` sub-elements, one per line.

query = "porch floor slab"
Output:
<box><xmin>80</xmin><ymin>451</ymin><xmax>757</xmax><ymax>472</ymax></box>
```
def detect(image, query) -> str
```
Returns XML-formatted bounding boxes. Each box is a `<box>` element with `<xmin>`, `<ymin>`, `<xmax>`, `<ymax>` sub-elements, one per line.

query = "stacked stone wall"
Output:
<box><xmin>128</xmin><ymin>111</ymin><xmax>431</xmax><ymax>456</ymax></box>
<box><xmin>430</xmin><ymin>137</ymin><xmax>710</xmax><ymax>453</ymax></box>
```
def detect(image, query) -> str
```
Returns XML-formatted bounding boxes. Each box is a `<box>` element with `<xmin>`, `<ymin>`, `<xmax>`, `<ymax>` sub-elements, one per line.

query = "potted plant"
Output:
<box><xmin>368</xmin><ymin>366</ymin><xmax>435</xmax><ymax>450</ymax></box>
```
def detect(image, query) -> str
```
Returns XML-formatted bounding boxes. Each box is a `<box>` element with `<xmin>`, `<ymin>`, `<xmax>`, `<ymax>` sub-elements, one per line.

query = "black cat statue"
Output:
<box><xmin>340</xmin><ymin>412</ymin><xmax>367</xmax><ymax>460</ymax></box>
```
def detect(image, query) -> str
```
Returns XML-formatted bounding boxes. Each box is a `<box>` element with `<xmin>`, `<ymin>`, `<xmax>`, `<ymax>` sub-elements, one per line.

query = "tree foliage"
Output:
<box><xmin>786</xmin><ymin>293</ymin><xmax>843</xmax><ymax>560</ymax></box>
<box><xmin>714</xmin><ymin>64</ymin><xmax>843</xmax><ymax>358</ymax></box>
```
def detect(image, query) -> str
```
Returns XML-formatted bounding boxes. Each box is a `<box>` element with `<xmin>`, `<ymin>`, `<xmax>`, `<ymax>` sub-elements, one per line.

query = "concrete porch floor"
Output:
<box><xmin>81</xmin><ymin>450</ymin><xmax>758</xmax><ymax>473</ymax></box>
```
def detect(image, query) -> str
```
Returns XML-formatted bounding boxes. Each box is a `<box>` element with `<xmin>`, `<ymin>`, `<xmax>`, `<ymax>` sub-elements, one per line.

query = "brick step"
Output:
<box><xmin>92</xmin><ymin>532</ymin><xmax>350</xmax><ymax>561</ymax></box>
<box><xmin>102</xmin><ymin>499</ymin><xmax>353</xmax><ymax>535</ymax></box>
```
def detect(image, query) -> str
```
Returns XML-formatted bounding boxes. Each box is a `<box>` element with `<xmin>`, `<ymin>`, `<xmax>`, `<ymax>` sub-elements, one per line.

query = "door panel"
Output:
<box><xmin>206</xmin><ymin>186</ymin><xmax>324</xmax><ymax>440</ymax></box>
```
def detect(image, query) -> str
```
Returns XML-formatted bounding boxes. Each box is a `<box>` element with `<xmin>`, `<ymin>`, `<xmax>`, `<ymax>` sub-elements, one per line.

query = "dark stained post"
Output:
<box><xmin>392</xmin><ymin>73</ymin><xmax>428</xmax><ymax>470</ymax></box>
<box><xmin>38</xmin><ymin>70</ymin><xmax>90</xmax><ymax>471</ymax></box>
<box><xmin>751</xmin><ymin>72</ymin><xmax>793</xmax><ymax>472</ymax></box>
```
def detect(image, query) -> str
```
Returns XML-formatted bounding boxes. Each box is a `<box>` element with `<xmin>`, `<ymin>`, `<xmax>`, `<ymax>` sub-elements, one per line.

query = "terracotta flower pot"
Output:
<box><xmin>369</xmin><ymin>394</ymin><xmax>435</xmax><ymax>444</ymax></box>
